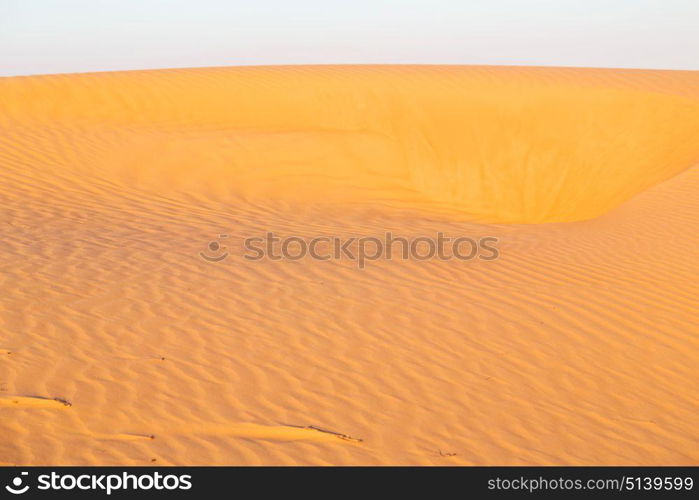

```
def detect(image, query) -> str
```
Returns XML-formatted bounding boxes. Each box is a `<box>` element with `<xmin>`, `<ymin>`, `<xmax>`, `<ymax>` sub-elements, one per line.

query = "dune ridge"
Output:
<box><xmin>2</xmin><ymin>65</ymin><xmax>699</xmax><ymax>222</ymax></box>
<box><xmin>1</xmin><ymin>65</ymin><xmax>698</xmax><ymax>465</ymax></box>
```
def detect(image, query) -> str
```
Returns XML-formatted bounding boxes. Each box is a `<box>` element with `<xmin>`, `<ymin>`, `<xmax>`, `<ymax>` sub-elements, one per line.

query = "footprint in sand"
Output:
<box><xmin>190</xmin><ymin>422</ymin><xmax>363</xmax><ymax>443</ymax></box>
<box><xmin>115</xmin><ymin>355</ymin><xmax>167</xmax><ymax>362</ymax></box>
<box><xmin>284</xmin><ymin>424</ymin><xmax>364</xmax><ymax>443</ymax></box>
<box><xmin>93</xmin><ymin>433</ymin><xmax>156</xmax><ymax>441</ymax></box>
<box><xmin>0</xmin><ymin>395</ymin><xmax>72</xmax><ymax>408</ymax></box>
<box><xmin>93</xmin><ymin>424</ymin><xmax>362</xmax><ymax>445</ymax></box>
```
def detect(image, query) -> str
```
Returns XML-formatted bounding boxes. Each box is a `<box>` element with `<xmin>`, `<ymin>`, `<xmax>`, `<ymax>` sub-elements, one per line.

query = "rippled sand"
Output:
<box><xmin>1</xmin><ymin>65</ymin><xmax>698</xmax><ymax>465</ymax></box>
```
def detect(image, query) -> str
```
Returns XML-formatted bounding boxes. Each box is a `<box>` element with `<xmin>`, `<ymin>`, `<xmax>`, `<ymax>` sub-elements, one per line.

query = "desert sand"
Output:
<box><xmin>0</xmin><ymin>65</ymin><xmax>698</xmax><ymax>465</ymax></box>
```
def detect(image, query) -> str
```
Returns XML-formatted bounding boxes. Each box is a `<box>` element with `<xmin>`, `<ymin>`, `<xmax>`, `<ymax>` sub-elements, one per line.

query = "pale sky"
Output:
<box><xmin>1</xmin><ymin>0</ymin><xmax>697</xmax><ymax>76</ymax></box>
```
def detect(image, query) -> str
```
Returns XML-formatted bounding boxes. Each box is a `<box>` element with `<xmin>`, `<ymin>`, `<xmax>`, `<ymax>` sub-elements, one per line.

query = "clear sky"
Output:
<box><xmin>1</xmin><ymin>0</ymin><xmax>697</xmax><ymax>76</ymax></box>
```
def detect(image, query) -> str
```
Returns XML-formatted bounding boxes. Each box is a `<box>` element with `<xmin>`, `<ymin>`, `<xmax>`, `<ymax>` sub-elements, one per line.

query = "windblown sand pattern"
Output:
<box><xmin>0</xmin><ymin>65</ymin><xmax>698</xmax><ymax>465</ymax></box>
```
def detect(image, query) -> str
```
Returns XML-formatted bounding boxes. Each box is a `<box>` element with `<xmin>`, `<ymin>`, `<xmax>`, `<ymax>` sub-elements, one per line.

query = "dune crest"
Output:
<box><xmin>2</xmin><ymin>65</ymin><xmax>699</xmax><ymax>222</ymax></box>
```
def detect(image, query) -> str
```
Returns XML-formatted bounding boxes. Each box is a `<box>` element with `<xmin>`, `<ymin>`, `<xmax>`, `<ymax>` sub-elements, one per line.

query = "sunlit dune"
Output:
<box><xmin>0</xmin><ymin>65</ymin><xmax>697</xmax><ymax>465</ymax></box>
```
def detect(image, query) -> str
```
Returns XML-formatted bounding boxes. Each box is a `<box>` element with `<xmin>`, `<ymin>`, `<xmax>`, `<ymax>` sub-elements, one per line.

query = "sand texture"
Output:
<box><xmin>1</xmin><ymin>65</ymin><xmax>698</xmax><ymax>465</ymax></box>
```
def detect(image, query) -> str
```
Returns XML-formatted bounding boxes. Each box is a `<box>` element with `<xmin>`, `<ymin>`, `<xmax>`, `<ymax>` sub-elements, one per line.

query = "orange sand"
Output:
<box><xmin>0</xmin><ymin>65</ymin><xmax>698</xmax><ymax>465</ymax></box>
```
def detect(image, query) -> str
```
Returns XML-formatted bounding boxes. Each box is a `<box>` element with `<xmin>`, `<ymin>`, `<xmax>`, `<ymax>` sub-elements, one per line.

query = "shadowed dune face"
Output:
<box><xmin>2</xmin><ymin>65</ymin><xmax>699</xmax><ymax>222</ymax></box>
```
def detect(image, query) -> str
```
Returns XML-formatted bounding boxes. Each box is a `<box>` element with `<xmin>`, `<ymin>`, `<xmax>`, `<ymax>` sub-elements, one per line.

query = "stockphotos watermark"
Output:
<box><xmin>200</xmin><ymin>232</ymin><xmax>499</xmax><ymax>268</ymax></box>
<box><xmin>3</xmin><ymin>470</ymin><xmax>192</xmax><ymax>495</ymax></box>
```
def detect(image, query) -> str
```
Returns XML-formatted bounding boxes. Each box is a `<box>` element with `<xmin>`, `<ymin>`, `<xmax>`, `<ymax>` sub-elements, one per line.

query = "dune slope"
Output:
<box><xmin>2</xmin><ymin>65</ymin><xmax>699</xmax><ymax>222</ymax></box>
<box><xmin>0</xmin><ymin>65</ymin><xmax>698</xmax><ymax>465</ymax></box>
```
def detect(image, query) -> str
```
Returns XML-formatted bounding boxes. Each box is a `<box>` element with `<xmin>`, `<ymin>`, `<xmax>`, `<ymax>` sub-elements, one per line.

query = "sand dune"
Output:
<box><xmin>2</xmin><ymin>65</ymin><xmax>699</xmax><ymax>222</ymax></box>
<box><xmin>0</xmin><ymin>65</ymin><xmax>698</xmax><ymax>465</ymax></box>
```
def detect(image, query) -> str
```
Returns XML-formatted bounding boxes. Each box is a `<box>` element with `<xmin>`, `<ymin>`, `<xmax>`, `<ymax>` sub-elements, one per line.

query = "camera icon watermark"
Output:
<box><xmin>5</xmin><ymin>472</ymin><xmax>29</xmax><ymax>495</ymax></box>
<box><xmin>199</xmin><ymin>234</ymin><xmax>229</xmax><ymax>262</ymax></box>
